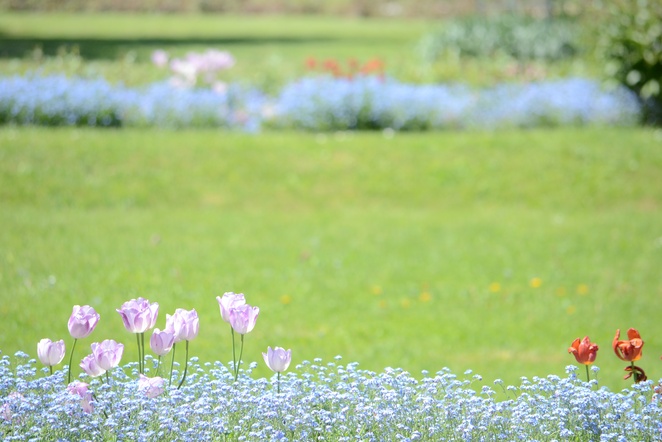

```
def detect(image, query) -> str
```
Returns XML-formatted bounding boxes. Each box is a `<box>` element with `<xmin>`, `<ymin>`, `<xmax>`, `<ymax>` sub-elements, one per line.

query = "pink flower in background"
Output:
<box><xmin>37</xmin><ymin>338</ymin><xmax>65</xmax><ymax>367</ymax></box>
<box><xmin>216</xmin><ymin>292</ymin><xmax>246</xmax><ymax>323</ymax></box>
<box><xmin>262</xmin><ymin>346</ymin><xmax>292</xmax><ymax>373</ymax></box>
<box><xmin>150</xmin><ymin>328</ymin><xmax>175</xmax><ymax>356</ymax></box>
<box><xmin>68</xmin><ymin>383</ymin><xmax>95</xmax><ymax>414</ymax></box>
<box><xmin>116</xmin><ymin>297</ymin><xmax>159</xmax><ymax>334</ymax></box>
<box><xmin>68</xmin><ymin>305</ymin><xmax>100</xmax><ymax>339</ymax></box>
<box><xmin>151</xmin><ymin>49</ymin><xmax>169</xmax><ymax>67</ymax></box>
<box><xmin>229</xmin><ymin>303</ymin><xmax>259</xmax><ymax>335</ymax></box>
<box><xmin>91</xmin><ymin>340</ymin><xmax>124</xmax><ymax>371</ymax></box>
<box><xmin>139</xmin><ymin>374</ymin><xmax>165</xmax><ymax>398</ymax></box>
<box><xmin>80</xmin><ymin>353</ymin><xmax>106</xmax><ymax>377</ymax></box>
<box><xmin>165</xmin><ymin>308</ymin><xmax>199</xmax><ymax>343</ymax></box>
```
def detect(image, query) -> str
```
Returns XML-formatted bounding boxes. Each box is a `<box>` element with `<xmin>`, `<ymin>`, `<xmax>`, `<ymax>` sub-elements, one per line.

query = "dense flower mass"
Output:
<box><xmin>1</xmin><ymin>353</ymin><xmax>661</xmax><ymax>441</ymax></box>
<box><xmin>0</xmin><ymin>74</ymin><xmax>641</xmax><ymax>131</ymax></box>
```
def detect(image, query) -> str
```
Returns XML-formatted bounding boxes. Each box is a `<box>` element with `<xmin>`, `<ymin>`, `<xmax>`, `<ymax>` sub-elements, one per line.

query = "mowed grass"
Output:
<box><xmin>1</xmin><ymin>126</ymin><xmax>661</xmax><ymax>392</ymax></box>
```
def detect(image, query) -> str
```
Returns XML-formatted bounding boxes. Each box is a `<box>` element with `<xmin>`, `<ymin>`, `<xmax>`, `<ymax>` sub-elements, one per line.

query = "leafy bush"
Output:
<box><xmin>597</xmin><ymin>0</ymin><xmax>662</xmax><ymax>124</ymax></box>
<box><xmin>418</xmin><ymin>15</ymin><xmax>580</xmax><ymax>64</ymax></box>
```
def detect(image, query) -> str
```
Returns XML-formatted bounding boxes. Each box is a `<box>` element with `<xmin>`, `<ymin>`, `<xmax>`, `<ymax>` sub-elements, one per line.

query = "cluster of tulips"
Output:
<box><xmin>36</xmin><ymin>293</ymin><xmax>292</xmax><ymax>413</ymax></box>
<box><xmin>304</xmin><ymin>56</ymin><xmax>386</xmax><ymax>80</ymax></box>
<box><xmin>568</xmin><ymin>328</ymin><xmax>653</xmax><ymax>383</ymax></box>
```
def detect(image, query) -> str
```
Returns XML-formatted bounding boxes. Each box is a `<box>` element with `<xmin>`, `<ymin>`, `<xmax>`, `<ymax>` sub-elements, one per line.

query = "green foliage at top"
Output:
<box><xmin>418</xmin><ymin>15</ymin><xmax>580</xmax><ymax>64</ymax></box>
<box><xmin>598</xmin><ymin>0</ymin><xmax>662</xmax><ymax>124</ymax></box>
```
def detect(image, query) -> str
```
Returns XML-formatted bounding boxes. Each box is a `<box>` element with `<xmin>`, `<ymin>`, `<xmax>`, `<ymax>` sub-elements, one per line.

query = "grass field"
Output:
<box><xmin>1</xmin><ymin>126</ymin><xmax>661</xmax><ymax>393</ymax></box>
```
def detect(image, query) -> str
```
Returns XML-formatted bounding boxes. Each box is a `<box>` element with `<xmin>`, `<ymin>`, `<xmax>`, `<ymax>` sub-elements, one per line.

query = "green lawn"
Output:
<box><xmin>1</xmin><ymin>126</ymin><xmax>661</xmax><ymax>392</ymax></box>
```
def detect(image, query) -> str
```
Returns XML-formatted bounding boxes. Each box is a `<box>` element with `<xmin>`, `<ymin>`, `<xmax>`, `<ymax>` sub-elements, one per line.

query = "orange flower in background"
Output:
<box><xmin>568</xmin><ymin>336</ymin><xmax>599</xmax><ymax>365</ymax></box>
<box><xmin>613</xmin><ymin>328</ymin><xmax>644</xmax><ymax>362</ymax></box>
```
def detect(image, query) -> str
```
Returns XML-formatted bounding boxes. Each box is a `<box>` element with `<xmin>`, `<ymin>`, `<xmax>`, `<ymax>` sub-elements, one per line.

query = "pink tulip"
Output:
<box><xmin>139</xmin><ymin>374</ymin><xmax>165</xmax><ymax>398</ymax></box>
<box><xmin>116</xmin><ymin>297</ymin><xmax>159</xmax><ymax>334</ymax></box>
<box><xmin>151</xmin><ymin>49</ymin><xmax>169</xmax><ymax>68</ymax></box>
<box><xmin>150</xmin><ymin>328</ymin><xmax>175</xmax><ymax>356</ymax></box>
<box><xmin>262</xmin><ymin>347</ymin><xmax>292</xmax><ymax>373</ymax></box>
<box><xmin>80</xmin><ymin>353</ymin><xmax>106</xmax><ymax>377</ymax></box>
<box><xmin>228</xmin><ymin>304</ymin><xmax>259</xmax><ymax>335</ymax></box>
<box><xmin>37</xmin><ymin>338</ymin><xmax>65</xmax><ymax>367</ymax></box>
<box><xmin>68</xmin><ymin>382</ymin><xmax>95</xmax><ymax>414</ymax></box>
<box><xmin>165</xmin><ymin>308</ymin><xmax>199</xmax><ymax>343</ymax></box>
<box><xmin>91</xmin><ymin>340</ymin><xmax>124</xmax><ymax>371</ymax></box>
<box><xmin>68</xmin><ymin>305</ymin><xmax>100</xmax><ymax>339</ymax></box>
<box><xmin>216</xmin><ymin>292</ymin><xmax>246</xmax><ymax>323</ymax></box>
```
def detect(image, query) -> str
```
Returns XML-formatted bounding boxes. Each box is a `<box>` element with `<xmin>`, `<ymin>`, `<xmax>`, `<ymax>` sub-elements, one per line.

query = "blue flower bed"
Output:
<box><xmin>0</xmin><ymin>74</ymin><xmax>642</xmax><ymax>131</ymax></box>
<box><xmin>2</xmin><ymin>352</ymin><xmax>662</xmax><ymax>441</ymax></box>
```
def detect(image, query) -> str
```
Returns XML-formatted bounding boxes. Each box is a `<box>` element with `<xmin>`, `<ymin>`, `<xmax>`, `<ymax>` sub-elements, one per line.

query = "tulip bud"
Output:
<box><xmin>68</xmin><ymin>305</ymin><xmax>100</xmax><ymax>339</ymax></box>
<box><xmin>150</xmin><ymin>328</ymin><xmax>175</xmax><ymax>356</ymax></box>
<box><xmin>91</xmin><ymin>339</ymin><xmax>124</xmax><ymax>371</ymax></box>
<box><xmin>228</xmin><ymin>304</ymin><xmax>259</xmax><ymax>335</ymax></box>
<box><xmin>216</xmin><ymin>292</ymin><xmax>246</xmax><ymax>324</ymax></box>
<box><xmin>116</xmin><ymin>297</ymin><xmax>159</xmax><ymax>334</ymax></box>
<box><xmin>139</xmin><ymin>374</ymin><xmax>165</xmax><ymax>398</ymax></box>
<box><xmin>262</xmin><ymin>346</ymin><xmax>292</xmax><ymax>373</ymax></box>
<box><xmin>37</xmin><ymin>338</ymin><xmax>65</xmax><ymax>367</ymax></box>
<box><xmin>80</xmin><ymin>353</ymin><xmax>106</xmax><ymax>377</ymax></box>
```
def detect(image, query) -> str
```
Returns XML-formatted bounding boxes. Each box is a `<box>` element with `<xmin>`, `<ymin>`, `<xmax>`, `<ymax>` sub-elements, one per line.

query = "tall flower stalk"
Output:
<box><xmin>116</xmin><ymin>297</ymin><xmax>158</xmax><ymax>374</ymax></box>
<box><xmin>165</xmin><ymin>308</ymin><xmax>199</xmax><ymax>389</ymax></box>
<box><xmin>66</xmin><ymin>305</ymin><xmax>100</xmax><ymax>384</ymax></box>
<box><xmin>216</xmin><ymin>292</ymin><xmax>259</xmax><ymax>382</ymax></box>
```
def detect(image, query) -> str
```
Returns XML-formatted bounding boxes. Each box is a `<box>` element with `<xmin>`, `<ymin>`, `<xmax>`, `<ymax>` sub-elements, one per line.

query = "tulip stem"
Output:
<box><xmin>140</xmin><ymin>332</ymin><xmax>145</xmax><ymax>374</ymax></box>
<box><xmin>67</xmin><ymin>338</ymin><xmax>78</xmax><ymax>385</ymax></box>
<box><xmin>235</xmin><ymin>334</ymin><xmax>245</xmax><ymax>382</ymax></box>
<box><xmin>136</xmin><ymin>333</ymin><xmax>142</xmax><ymax>374</ymax></box>
<box><xmin>230</xmin><ymin>327</ymin><xmax>237</xmax><ymax>380</ymax></box>
<box><xmin>156</xmin><ymin>355</ymin><xmax>161</xmax><ymax>377</ymax></box>
<box><xmin>585</xmin><ymin>365</ymin><xmax>590</xmax><ymax>383</ymax></box>
<box><xmin>277</xmin><ymin>372</ymin><xmax>280</xmax><ymax>394</ymax></box>
<box><xmin>169</xmin><ymin>343</ymin><xmax>177</xmax><ymax>388</ymax></box>
<box><xmin>177</xmin><ymin>340</ymin><xmax>189</xmax><ymax>390</ymax></box>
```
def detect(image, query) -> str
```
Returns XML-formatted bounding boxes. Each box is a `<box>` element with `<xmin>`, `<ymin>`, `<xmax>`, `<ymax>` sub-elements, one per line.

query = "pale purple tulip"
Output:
<box><xmin>262</xmin><ymin>347</ymin><xmax>292</xmax><ymax>373</ymax></box>
<box><xmin>116</xmin><ymin>297</ymin><xmax>159</xmax><ymax>334</ymax></box>
<box><xmin>91</xmin><ymin>340</ymin><xmax>124</xmax><ymax>371</ymax></box>
<box><xmin>150</xmin><ymin>328</ymin><xmax>175</xmax><ymax>356</ymax></box>
<box><xmin>165</xmin><ymin>308</ymin><xmax>199</xmax><ymax>343</ymax></box>
<box><xmin>80</xmin><ymin>353</ymin><xmax>106</xmax><ymax>377</ymax></box>
<box><xmin>68</xmin><ymin>305</ymin><xmax>100</xmax><ymax>339</ymax></box>
<box><xmin>216</xmin><ymin>292</ymin><xmax>246</xmax><ymax>323</ymax></box>
<box><xmin>228</xmin><ymin>304</ymin><xmax>259</xmax><ymax>335</ymax></box>
<box><xmin>139</xmin><ymin>374</ymin><xmax>165</xmax><ymax>398</ymax></box>
<box><xmin>37</xmin><ymin>338</ymin><xmax>65</xmax><ymax>367</ymax></box>
<box><xmin>68</xmin><ymin>383</ymin><xmax>94</xmax><ymax>414</ymax></box>
<box><xmin>151</xmin><ymin>49</ymin><xmax>169</xmax><ymax>68</ymax></box>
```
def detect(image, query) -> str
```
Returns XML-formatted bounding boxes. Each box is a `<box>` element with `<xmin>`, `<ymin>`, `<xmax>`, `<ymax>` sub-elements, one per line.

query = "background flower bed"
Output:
<box><xmin>0</xmin><ymin>74</ymin><xmax>641</xmax><ymax>131</ymax></box>
<box><xmin>2</xmin><ymin>352</ymin><xmax>662</xmax><ymax>441</ymax></box>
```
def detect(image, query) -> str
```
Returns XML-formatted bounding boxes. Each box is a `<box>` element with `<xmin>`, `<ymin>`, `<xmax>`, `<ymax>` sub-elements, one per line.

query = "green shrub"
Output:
<box><xmin>418</xmin><ymin>15</ymin><xmax>580</xmax><ymax>64</ymax></box>
<box><xmin>598</xmin><ymin>0</ymin><xmax>662</xmax><ymax>124</ymax></box>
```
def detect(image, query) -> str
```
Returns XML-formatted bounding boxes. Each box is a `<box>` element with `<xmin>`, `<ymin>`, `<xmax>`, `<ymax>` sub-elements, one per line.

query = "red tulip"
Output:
<box><xmin>613</xmin><ymin>328</ymin><xmax>644</xmax><ymax>362</ymax></box>
<box><xmin>568</xmin><ymin>336</ymin><xmax>599</xmax><ymax>365</ymax></box>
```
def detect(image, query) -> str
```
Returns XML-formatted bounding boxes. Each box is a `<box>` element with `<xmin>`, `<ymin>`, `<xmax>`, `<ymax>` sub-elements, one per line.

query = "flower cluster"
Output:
<box><xmin>0</xmin><ymin>74</ymin><xmax>641</xmax><ymax>131</ymax></box>
<box><xmin>304</xmin><ymin>57</ymin><xmax>385</xmax><ymax>79</ymax></box>
<box><xmin>568</xmin><ymin>327</ymin><xmax>650</xmax><ymax>384</ymax></box>
<box><xmin>2</xmin><ymin>354</ymin><xmax>662</xmax><ymax>441</ymax></box>
<box><xmin>151</xmin><ymin>49</ymin><xmax>235</xmax><ymax>91</ymax></box>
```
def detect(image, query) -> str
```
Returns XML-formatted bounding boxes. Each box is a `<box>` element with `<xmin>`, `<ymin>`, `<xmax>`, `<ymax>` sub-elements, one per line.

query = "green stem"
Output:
<box><xmin>235</xmin><ymin>334</ymin><xmax>244</xmax><ymax>382</ymax></box>
<box><xmin>140</xmin><ymin>332</ymin><xmax>145</xmax><ymax>374</ymax></box>
<box><xmin>585</xmin><ymin>364</ymin><xmax>590</xmax><ymax>383</ymax></box>
<box><xmin>169</xmin><ymin>343</ymin><xmax>177</xmax><ymax>388</ymax></box>
<box><xmin>136</xmin><ymin>333</ymin><xmax>142</xmax><ymax>374</ymax></box>
<box><xmin>230</xmin><ymin>327</ymin><xmax>236</xmax><ymax>379</ymax></box>
<box><xmin>156</xmin><ymin>355</ymin><xmax>161</xmax><ymax>377</ymax></box>
<box><xmin>277</xmin><ymin>371</ymin><xmax>280</xmax><ymax>394</ymax></box>
<box><xmin>67</xmin><ymin>338</ymin><xmax>78</xmax><ymax>385</ymax></box>
<box><xmin>49</xmin><ymin>365</ymin><xmax>53</xmax><ymax>376</ymax></box>
<box><xmin>177</xmin><ymin>340</ymin><xmax>189</xmax><ymax>390</ymax></box>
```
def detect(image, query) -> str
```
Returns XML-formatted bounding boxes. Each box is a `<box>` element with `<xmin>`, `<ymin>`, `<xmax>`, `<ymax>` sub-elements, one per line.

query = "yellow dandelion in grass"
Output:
<box><xmin>419</xmin><ymin>291</ymin><xmax>432</xmax><ymax>303</ymax></box>
<box><xmin>576</xmin><ymin>284</ymin><xmax>589</xmax><ymax>295</ymax></box>
<box><xmin>556</xmin><ymin>287</ymin><xmax>567</xmax><ymax>297</ymax></box>
<box><xmin>566</xmin><ymin>305</ymin><xmax>576</xmax><ymax>315</ymax></box>
<box><xmin>280</xmin><ymin>294</ymin><xmax>292</xmax><ymax>305</ymax></box>
<box><xmin>530</xmin><ymin>277</ymin><xmax>542</xmax><ymax>288</ymax></box>
<box><xmin>400</xmin><ymin>298</ymin><xmax>411</xmax><ymax>309</ymax></box>
<box><xmin>489</xmin><ymin>282</ymin><xmax>501</xmax><ymax>293</ymax></box>
<box><xmin>371</xmin><ymin>285</ymin><xmax>383</xmax><ymax>295</ymax></box>
<box><xmin>378</xmin><ymin>300</ymin><xmax>388</xmax><ymax>309</ymax></box>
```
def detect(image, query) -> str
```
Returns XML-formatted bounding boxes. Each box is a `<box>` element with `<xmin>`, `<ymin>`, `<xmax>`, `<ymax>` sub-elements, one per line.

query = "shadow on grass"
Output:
<box><xmin>0</xmin><ymin>35</ymin><xmax>332</xmax><ymax>59</ymax></box>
